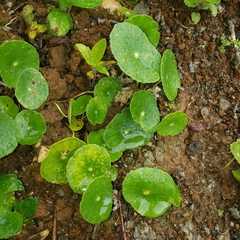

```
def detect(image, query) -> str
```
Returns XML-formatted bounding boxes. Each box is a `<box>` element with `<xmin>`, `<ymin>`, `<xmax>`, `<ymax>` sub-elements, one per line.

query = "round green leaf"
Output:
<box><xmin>0</xmin><ymin>212</ymin><xmax>23</xmax><ymax>239</ymax></box>
<box><xmin>160</xmin><ymin>49</ymin><xmax>181</xmax><ymax>101</ymax></box>
<box><xmin>47</xmin><ymin>8</ymin><xmax>73</xmax><ymax>36</ymax></box>
<box><xmin>80</xmin><ymin>176</ymin><xmax>112</xmax><ymax>224</ymax></box>
<box><xmin>0</xmin><ymin>112</ymin><xmax>19</xmax><ymax>159</ymax></box>
<box><xmin>184</xmin><ymin>0</ymin><xmax>201</xmax><ymax>7</ymax></box>
<box><xmin>157</xmin><ymin>111</ymin><xmax>188</xmax><ymax>136</ymax></box>
<box><xmin>15</xmin><ymin>68</ymin><xmax>49</xmax><ymax>110</ymax></box>
<box><xmin>19</xmin><ymin>198</ymin><xmax>38</xmax><ymax>218</ymax></box>
<box><xmin>125</xmin><ymin>15</ymin><xmax>160</xmax><ymax>47</ymax></box>
<box><xmin>87</xmin><ymin>129</ymin><xmax>123</xmax><ymax>162</ymax></box>
<box><xmin>232</xmin><ymin>170</ymin><xmax>240</xmax><ymax>182</ymax></box>
<box><xmin>0</xmin><ymin>40</ymin><xmax>39</xmax><ymax>88</ymax></box>
<box><xmin>191</xmin><ymin>12</ymin><xmax>201</xmax><ymax>25</ymax></box>
<box><xmin>86</xmin><ymin>97</ymin><xmax>108</xmax><ymax>125</ymax></box>
<box><xmin>94</xmin><ymin>77</ymin><xmax>122</xmax><ymax>104</ymax></box>
<box><xmin>110</xmin><ymin>22</ymin><xmax>161</xmax><ymax>83</ymax></box>
<box><xmin>0</xmin><ymin>96</ymin><xmax>19</xmax><ymax>118</ymax></box>
<box><xmin>104</xmin><ymin>108</ymin><xmax>153</xmax><ymax>153</ymax></box>
<box><xmin>40</xmin><ymin>137</ymin><xmax>86</xmax><ymax>184</ymax></box>
<box><xmin>122</xmin><ymin>168</ymin><xmax>181</xmax><ymax>218</ymax></box>
<box><xmin>0</xmin><ymin>174</ymin><xmax>24</xmax><ymax>195</ymax></box>
<box><xmin>130</xmin><ymin>90</ymin><xmax>160</xmax><ymax>132</ymax></box>
<box><xmin>230</xmin><ymin>139</ymin><xmax>240</xmax><ymax>164</ymax></box>
<box><xmin>72</xmin><ymin>95</ymin><xmax>92</xmax><ymax>116</ymax></box>
<box><xmin>15</xmin><ymin>110</ymin><xmax>46</xmax><ymax>145</ymax></box>
<box><xmin>66</xmin><ymin>144</ymin><xmax>111</xmax><ymax>194</ymax></box>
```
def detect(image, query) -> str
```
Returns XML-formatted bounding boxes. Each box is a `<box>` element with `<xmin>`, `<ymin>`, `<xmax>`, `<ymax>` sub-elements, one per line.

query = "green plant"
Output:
<box><xmin>40</xmin><ymin>14</ymin><xmax>187</xmax><ymax>225</ymax></box>
<box><xmin>184</xmin><ymin>0</ymin><xmax>221</xmax><ymax>24</ymax></box>
<box><xmin>219</xmin><ymin>36</ymin><xmax>240</xmax><ymax>54</ymax></box>
<box><xmin>0</xmin><ymin>174</ymin><xmax>38</xmax><ymax>239</ymax></box>
<box><xmin>21</xmin><ymin>5</ymin><xmax>47</xmax><ymax>42</ymax></box>
<box><xmin>0</xmin><ymin>40</ymin><xmax>48</xmax><ymax>158</ymax></box>
<box><xmin>212</xmin><ymin>139</ymin><xmax>240</xmax><ymax>182</ymax></box>
<box><xmin>76</xmin><ymin>39</ymin><xmax>116</xmax><ymax>78</ymax></box>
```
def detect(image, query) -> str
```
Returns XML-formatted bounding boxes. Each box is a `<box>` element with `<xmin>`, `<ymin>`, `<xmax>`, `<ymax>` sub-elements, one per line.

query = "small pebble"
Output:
<box><xmin>219</xmin><ymin>98</ymin><xmax>230</xmax><ymax>111</ymax></box>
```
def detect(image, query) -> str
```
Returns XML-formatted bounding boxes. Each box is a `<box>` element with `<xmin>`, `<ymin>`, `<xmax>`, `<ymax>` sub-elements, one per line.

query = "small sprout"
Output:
<box><xmin>76</xmin><ymin>39</ymin><xmax>114</xmax><ymax>78</ymax></box>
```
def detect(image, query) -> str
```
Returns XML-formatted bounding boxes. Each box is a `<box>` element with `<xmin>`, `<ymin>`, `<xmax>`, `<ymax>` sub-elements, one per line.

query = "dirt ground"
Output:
<box><xmin>0</xmin><ymin>0</ymin><xmax>240</xmax><ymax>239</ymax></box>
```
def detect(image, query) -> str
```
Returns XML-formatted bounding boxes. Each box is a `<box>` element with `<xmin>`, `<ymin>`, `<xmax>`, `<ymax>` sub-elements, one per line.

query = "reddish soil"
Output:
<box><xmin>0</xmin><ymin>0</ymin><xmax>239</xmax><ymax>239</ymax></box>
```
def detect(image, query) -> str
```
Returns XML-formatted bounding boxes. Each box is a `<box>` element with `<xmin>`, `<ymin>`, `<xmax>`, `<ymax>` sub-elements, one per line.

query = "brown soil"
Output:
<box><xmin>0</xmin><ymin>0</ymin><xmax>240</xmax><ymax>239</ymax></box>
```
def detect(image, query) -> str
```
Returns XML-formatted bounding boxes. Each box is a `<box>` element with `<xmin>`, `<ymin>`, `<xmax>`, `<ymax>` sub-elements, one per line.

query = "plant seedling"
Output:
<box><xmin>219</xmin><ymin>36</ymin><xmax>240</xmax><ymax>54</ymax></box>
<box><xmin>76</xmin><ymin>39</ymin><xmax>115</xmax><ymax>78</ymax></box>
<box><xmin>212</xmin><ymin>139</ymin><xmax>240</xmax><ymax>182</ymax></box>
<box><xmin>0</xmin><ymin>174</ymin><xmax>38</xmax><ymax>239</ymax></box>
<box><xmin>184</xmin><ymin>0</ymin><xmax>221</xmax><ymax>24</ymax></box>
<box><xmin>21</xmin><ymin>5</ymin><xmax>47</xmax><ymax>42</ymax></box>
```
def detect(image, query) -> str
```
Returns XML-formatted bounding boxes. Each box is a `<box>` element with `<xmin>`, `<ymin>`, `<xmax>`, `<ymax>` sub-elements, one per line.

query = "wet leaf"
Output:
<box><xmin>15</xmin><ymin>110</ymin><xmax>46</xmax><ymax>145</ymax></box>
<box><xmin>15</xmin><ymin>68</ymin><xmax>49</xmax><ymax>110</ymax></box>
<box><xmin>72</xmin><ymin>95</ymin><xmax>92</xmax><ymax>116</ymax></box>
<box><xmin>157</xmin><ymin>111</ymin><xmax>188</xmax><ymax>136</ymax></box>
<box><xmin>0</xmin><ymin>40</ymin><xmax>39</xmax><ymax>88</ymax></box>
<box><xmin>122</xmin><ymin>167</ymin><xmax>181</xmax><ymax>218</ymax></box>
<box><xmin>40</xmin><ymin>137</ymin><xmax>86</xmax><ymax>184</ymax></box>
<box><xmin>87</xmin><ymin>129</ymin><xmax>122</xmax><ymax>162</ymax></box>
<box><xmin>80</xmin><ymin>176</ymin><xmax>112</xmax><ymax>224</ymax></box>
<box><xmin>125</xmin><ymin>14</ymin><xmax>160</xmax><ymax>47</ymax></box>
<box><xmin>130</xmin><ymin>90</ymin><xmax>160</xmax><ymax>132</ymax></box>
<box><xmin>66</xmin><ymin>144</ymin><xmax>111</xmax><ymax>194</ymax></box>
<box><xmin>104</xmin><ymin>108</ymin><xmax>153</xmax><ymax>152</ymax></box>
<box><xmin>110</xmin><ymin>22</ymin><xmax>161</xmax><ymax>83</ymax></box>
<box><xmin>86</xmin><ymin>97</ymin><xmax>109</xmax><ymax>125</ymax></box>
<box><xmin>94</xmin><ymin>77</ymin><xmax>122</xmax><ymax>105</ymax></box>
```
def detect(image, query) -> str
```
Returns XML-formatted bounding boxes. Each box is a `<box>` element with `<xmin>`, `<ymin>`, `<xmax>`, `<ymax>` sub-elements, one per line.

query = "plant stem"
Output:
<box><xmin>211</xmin><ymin>157</ymin><xmax>236</xmax><ymax>173</ymax></box>
<box><xmin>119</xmin><ymin>198</ymin><xmax>128</xmax><ymax>240</ymax></box>
<box><xmin>150</xmin><ymin>79</ymin><xmax>161</xmax><ymax>92</ymax></box>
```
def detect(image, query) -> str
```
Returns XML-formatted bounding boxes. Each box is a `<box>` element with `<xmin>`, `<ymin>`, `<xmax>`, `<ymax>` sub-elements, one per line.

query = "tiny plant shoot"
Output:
<box><xmin>76</xmin><ymin>39</ymin><xmax>115</xmax><ymax>78</ymax></box>
<box><xmin>184</xmin><ymin>0</ymin><xmax>221</xmax><ymax>24</ymax></box>
<box><xmin>0</xmin><ymin>174</ymin><xmax>38</xmax><ymax>239</ymax></box>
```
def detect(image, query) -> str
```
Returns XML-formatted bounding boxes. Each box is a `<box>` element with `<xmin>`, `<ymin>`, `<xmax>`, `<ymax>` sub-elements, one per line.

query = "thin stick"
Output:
<box><xmin>211</xmin><ymin>157</ymin><xmax>236</xmax><ymax>173</ymax></box>
<box><xmin>119</xmin><ymin>198</ymin><xmax>128</xmax><ymax>240</ymax></box>
<box><xmin>52</xmin><ymin>207</ymin><xmax>57</xmax><ymax>240</ymax></box>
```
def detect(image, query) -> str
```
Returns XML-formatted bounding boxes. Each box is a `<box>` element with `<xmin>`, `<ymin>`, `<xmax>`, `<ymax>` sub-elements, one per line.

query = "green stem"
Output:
<box><xmin>211</xmin><ymin>157</ymin><xmax>236</xmax><ymax>173</ymax></box>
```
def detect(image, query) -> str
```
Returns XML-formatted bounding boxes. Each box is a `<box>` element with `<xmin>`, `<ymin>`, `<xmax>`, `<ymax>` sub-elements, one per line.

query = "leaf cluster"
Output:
<box><xmin>41</xmin><ymin>13</ymin><xmax>187</xmax><ymax>224</ymax></box>
<box><xmin>0</xmin><ymin>174</ymin><xmax>38</xmax><ymax>239</ymax></box>
<box><xmin>184</xmin><ymin>0</ymin><xmax>221</xmax><ymax>24</ymax></box>
<box><xmin>0</xmin><ymin>40</ymin><xmax>48</xmax><ymax>158</ymax></box>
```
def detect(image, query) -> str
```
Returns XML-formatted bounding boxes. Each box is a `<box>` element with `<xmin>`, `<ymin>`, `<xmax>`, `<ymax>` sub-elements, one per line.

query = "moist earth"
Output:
<box><xmin>0</xmin><ymin>0</ymin><xmax>240</xmax><ymax>239</ymax></box>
